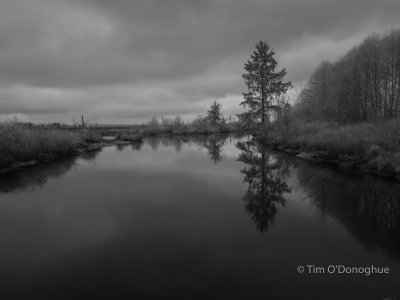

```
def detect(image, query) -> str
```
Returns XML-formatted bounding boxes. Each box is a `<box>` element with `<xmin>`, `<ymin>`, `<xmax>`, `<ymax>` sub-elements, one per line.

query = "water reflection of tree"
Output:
<box><xmin>144</xmin><ymin>135</ymin><xmax>230</xmax><ymax>158</ymax></box>
<box><xmin>150</xmin><ymin>137</ymin><xmax>183</xmax><ymax>152</ymax></box>
<box><xmin>237</xmin><ymin>141</ymin><xmax>290</xmax><ymax>233</ymax></box>
<box><xmin>131</xmin><ymin>141</ymin><xmax>143</xmax><ymax>151</ymax></box>
<box><xmin>203</xmin><ymin>136</ymin><xmax>226</xmax><ymax>164</ymax></box>
<box><xmin>148</xmin><ymin>138</ymin><xmax>161</xmax><ymax>151</ymax></box>
<box><xmin>296</xmin><ymin>164</ymin><xmax>400</xmax><ymax>261</ymax></box>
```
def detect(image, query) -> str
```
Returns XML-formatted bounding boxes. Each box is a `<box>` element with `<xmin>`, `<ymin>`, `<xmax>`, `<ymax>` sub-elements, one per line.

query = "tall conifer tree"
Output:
<box><xmin>239</xmin><ymin>41</ymin><xmax>292</xmax><ymax>128</ymax></box>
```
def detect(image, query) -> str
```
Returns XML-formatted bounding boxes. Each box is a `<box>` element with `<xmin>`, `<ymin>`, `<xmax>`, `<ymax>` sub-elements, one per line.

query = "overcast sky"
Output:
<box><xmin>0</xmin><ymin>0</ymin><xmax>399</xmax><ymax>124</ymax></box>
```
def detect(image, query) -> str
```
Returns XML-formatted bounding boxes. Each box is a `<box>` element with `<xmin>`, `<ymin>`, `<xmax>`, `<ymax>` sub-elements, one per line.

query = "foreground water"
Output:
<box><xmin>0</xmin><ymin>135</ymin><xmax>400</xmax><ymax>300</ymax></box>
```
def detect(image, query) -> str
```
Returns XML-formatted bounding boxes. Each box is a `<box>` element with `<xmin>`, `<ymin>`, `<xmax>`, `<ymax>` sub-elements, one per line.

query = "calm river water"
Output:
<box><xmin>0</xmin><ymin>135</ymin><xmax>400</xmax><ymax>299</ymax></box>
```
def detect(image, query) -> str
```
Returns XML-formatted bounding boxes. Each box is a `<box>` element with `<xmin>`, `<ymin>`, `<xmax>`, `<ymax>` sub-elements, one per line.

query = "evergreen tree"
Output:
<box><xmin>207</xmin><ymin>100</ymin><xmax>223</xmax><ymax>126</ymax></box>
<box><xmin>239</xmin><ymin>41</ymin><xmax>292</xmax><ymax>128</ymax></box>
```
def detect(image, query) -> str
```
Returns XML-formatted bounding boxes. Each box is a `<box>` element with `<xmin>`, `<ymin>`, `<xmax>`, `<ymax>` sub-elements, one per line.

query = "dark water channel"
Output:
<box><xmin>0</xmin><ymin>135</ymin><xmax>400</xmax><ymax>299</ymax></box>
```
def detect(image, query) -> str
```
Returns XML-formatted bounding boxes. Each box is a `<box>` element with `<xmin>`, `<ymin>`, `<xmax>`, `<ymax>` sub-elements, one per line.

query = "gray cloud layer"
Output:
<box><xmin>0</xmin><ymin>0</ymin><xmax>399</xmax><ymax>123</ymax></box>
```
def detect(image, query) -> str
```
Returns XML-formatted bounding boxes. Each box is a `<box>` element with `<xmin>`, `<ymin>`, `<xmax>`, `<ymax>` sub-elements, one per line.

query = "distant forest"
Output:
<box><xmin>296</xmin><ymin>29</ymin><xmax>400</xmax><ymax>123</ymax></box>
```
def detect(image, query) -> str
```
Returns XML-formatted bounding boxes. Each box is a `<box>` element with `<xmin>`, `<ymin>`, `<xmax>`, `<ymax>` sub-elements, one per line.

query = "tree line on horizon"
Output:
<box><xmin>296</xmin><ymin>29</ymin><xmax>400</xmax><ymax>124</ymax></box>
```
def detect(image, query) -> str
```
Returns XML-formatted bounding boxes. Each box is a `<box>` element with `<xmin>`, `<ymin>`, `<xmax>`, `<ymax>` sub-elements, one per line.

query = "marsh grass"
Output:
<box><xmin>81</xmin><ymin>129</ymin><xmax>102</xmax><ymax>143</ymax></box>
<box><xmin>0</xmin><ymin>125</ymin><xmax>101</xmax><ymax>169</ymax></box>
<box><xmin>265</xmin><ymin>119</ymin><xmax>400</xmax><ymax>174</ymax></box>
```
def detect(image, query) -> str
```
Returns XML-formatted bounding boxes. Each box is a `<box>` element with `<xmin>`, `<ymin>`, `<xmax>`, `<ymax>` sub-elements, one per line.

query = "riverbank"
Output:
<box><xmin>254</xmin><ymin>120</ymin><xmax>400</xmax><ymax>180</ymax></box>
<box><xmin>0</xmin><ymin>126</ymin><xmax>143</xmax><ymax>174</ymax></box>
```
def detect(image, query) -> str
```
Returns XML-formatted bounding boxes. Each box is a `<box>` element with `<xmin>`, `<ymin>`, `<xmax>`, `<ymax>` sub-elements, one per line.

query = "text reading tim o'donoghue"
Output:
<box><xmin>297</xmin><ymin>265</ymin><xmax>390</xmax><ymax>276</ymax></box>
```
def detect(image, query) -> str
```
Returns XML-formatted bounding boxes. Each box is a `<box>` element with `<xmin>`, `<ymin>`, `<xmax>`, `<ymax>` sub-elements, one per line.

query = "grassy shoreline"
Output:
<box><xmin>0</xmin><ymin>126</ymin><xmax>107</xmax><ymax>174</ymax></box>
<box><xmin>254</xmin><ymin>120</ymin><xmax>400</xmax><ymax>180</ymax></box>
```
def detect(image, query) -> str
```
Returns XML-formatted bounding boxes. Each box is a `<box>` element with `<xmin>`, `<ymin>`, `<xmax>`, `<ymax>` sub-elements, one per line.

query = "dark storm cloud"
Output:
<box><xmin>0</xmin><ymin>0</ymin><xmax>399</xmax><ymax>122</ymax></box>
